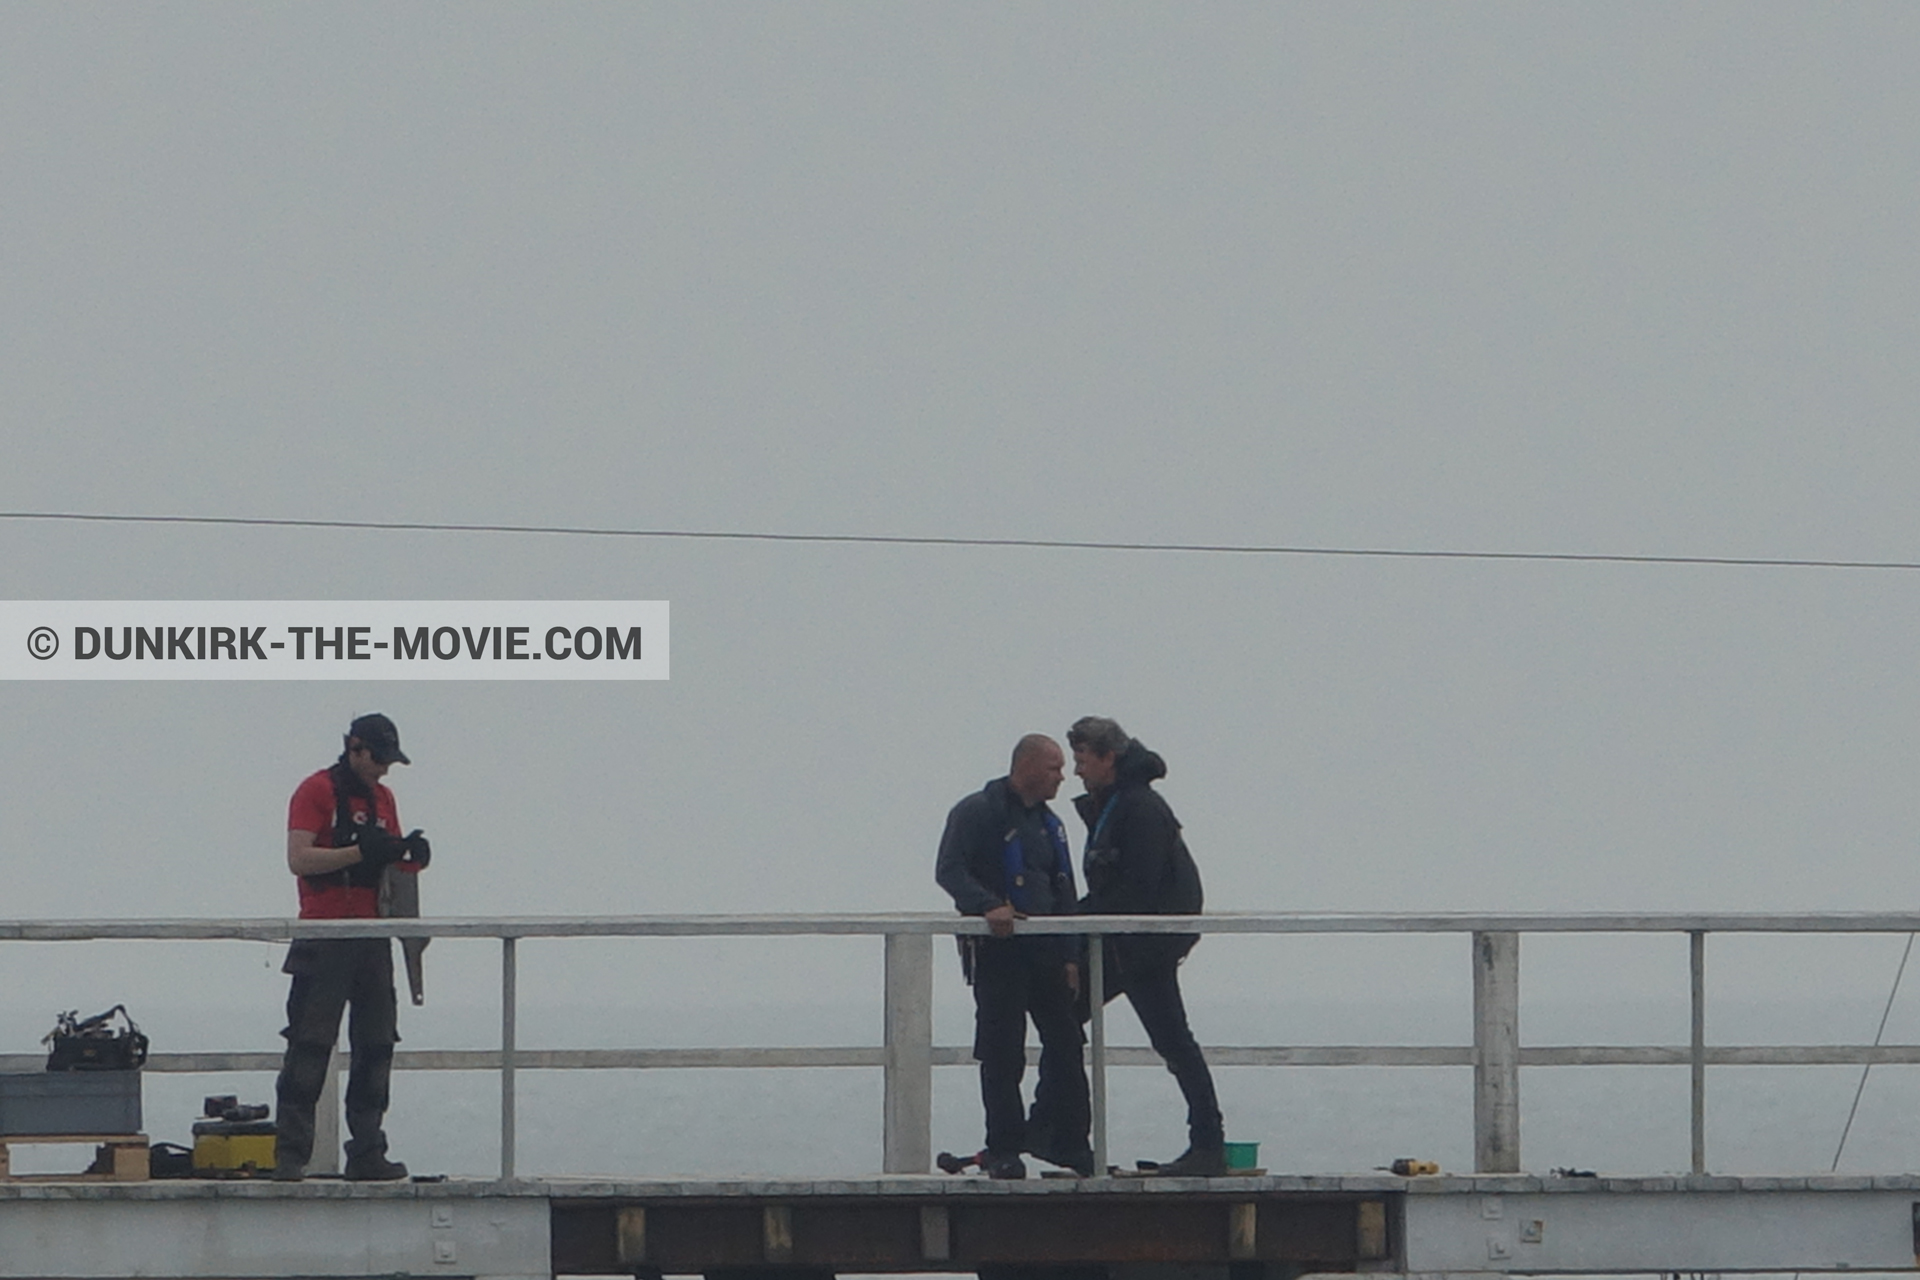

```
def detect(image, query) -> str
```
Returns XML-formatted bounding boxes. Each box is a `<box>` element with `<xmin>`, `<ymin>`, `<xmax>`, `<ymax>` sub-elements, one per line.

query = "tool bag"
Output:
<box><xmin>148</xmin><ymin>1142</ymin><xmax>195</xmax><ymax>1179</ymax></box>
<box><xmin>42</xmin><ymin>1005</ymin><xmax>149</xmax><ymax>1071</ymax></box>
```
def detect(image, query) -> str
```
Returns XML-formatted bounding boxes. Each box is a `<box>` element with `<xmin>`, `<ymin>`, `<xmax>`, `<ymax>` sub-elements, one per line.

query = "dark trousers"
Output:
<box><xmin>1086</xmin><ymin>938</ymin><xmax>1224</xmax><ymax>1149</ymax></box>
<box><xmin>971</xmin><ymin>936</ymin><xmax>1090</xmax><ymax>1158</ymax></box>
<box><xmin>274</xmin><ymin>938</ymin><xmax>400</xmax><ymax>1169</ymax></box>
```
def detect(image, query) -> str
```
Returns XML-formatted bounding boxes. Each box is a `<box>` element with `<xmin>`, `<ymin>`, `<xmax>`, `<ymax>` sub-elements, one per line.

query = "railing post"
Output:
<box><xmin>1472</xmin><ymin>930</ymin><xmax>1520</xmax><ymax>1173</ymax></box>
<box><xmin>501</xmin><ymin>935</ymin><xmax>517</xmax><ymax>1181</ymax></box>
<box><xmin>1088</xmin><ymin>934</ymin><xmax>1107</xmax><ymax>1177</ymax></box>
<box><xmin>1691</xmin><ymin>930</ymin><xmax>1706</xmax><ymax>1175</ymax></box>
<box><xmin>312</xmin><ymin>1041</ymin><xmax>342</xmax><ymax>1174</ymax></box>
<box><xmin>883</xmin><ymin>931</ymin><xmax>933</xmax><ymax>1174</ymax></box>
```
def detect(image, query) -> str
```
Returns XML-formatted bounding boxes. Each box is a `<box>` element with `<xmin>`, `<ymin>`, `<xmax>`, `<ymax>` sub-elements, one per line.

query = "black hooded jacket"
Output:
<box><xmin>1074</xmin><ymin>740</ymin><xmax>1203</xmax><ymax>964</ymax></box>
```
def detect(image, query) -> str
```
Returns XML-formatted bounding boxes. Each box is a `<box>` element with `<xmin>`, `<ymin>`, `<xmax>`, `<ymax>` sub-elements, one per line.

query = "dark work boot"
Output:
<box><xmin>1028</xmin><ymin>1140</ymin><xmax>1095</xmax><ymax>1177</ymax></box>
<box><xmin>342</xmin><ymin>1042</ymin><xmax>400</xmax><ymax>1181</ymax></box>
<box><xmin>342</xmin><ymin>1115</ymin><xmax>405</xmax><ymax>1181</ymax></box>
<box><xmin>344</xmin><ymin>1152</ymin><xmax>409</xmax><ymax>1181</ymax></box>
<box><xmin>982</xmin><ymin>1150</ymin><xmax>1027</xmax><ymax>1180</ymax></box>
<box><xmin>270</xmin><ymin>1115</ymin><xmax>311</xmax><ymax>1181</ymax></box>
<box><xmin>1152</xmin><ymin>1141</ymin><xmax>1228</xmax><ymax>1177</ymax></box>
<box><xmin>272</xmin><ymin>1041</ymin><xmax>329</xmax><ymax>1183</ymax></box>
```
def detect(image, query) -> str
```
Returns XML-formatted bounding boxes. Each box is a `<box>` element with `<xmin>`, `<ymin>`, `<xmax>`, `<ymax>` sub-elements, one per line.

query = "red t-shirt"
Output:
<box><xmin>288</xmin><ymin>767</ymin><xmax>404</xmax><ymax>919</ymax></box>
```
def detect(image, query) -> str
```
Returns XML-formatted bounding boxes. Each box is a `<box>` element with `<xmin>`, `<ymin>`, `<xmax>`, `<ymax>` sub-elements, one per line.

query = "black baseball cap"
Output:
<box><xmin>347</xmin><ymin>713</ymin><xmax>411</xmax><ymax>765</ymax></box>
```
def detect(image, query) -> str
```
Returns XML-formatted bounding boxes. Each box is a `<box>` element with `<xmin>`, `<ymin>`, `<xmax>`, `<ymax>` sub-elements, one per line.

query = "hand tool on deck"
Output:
<box><xmin>936</xmin><ymin>1149</ymin><xmax>986</xmax><ymax>1174</ymax></box>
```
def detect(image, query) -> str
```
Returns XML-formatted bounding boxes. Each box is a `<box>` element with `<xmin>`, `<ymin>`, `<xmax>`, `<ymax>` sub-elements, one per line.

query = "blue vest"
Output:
<box><xmin>1001</xmin><ymin>810</ymin><xmax>1073</xmax><ymax>914</ymax></box>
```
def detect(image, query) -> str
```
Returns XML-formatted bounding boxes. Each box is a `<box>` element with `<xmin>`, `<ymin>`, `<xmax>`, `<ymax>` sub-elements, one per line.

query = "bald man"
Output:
<box><xmin>936</xmin><ymin>734</ymin><xmax>1092</xmax><ymax>1179</ymax></box>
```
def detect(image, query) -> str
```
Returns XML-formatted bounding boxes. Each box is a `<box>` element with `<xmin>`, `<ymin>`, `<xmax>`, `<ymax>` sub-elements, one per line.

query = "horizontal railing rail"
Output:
<box><xmin>10</xmin><ymin>910</ymin><xmax>1920</xmax><ymax>939</ymax></box>
<box><xmin>5</xmin><ymin>912</ymin><xmax>1916</xmax><ymax>1178</ymax></box>
<box><xmin>9</xmin><ymin>1043</ymin><xmax>1919</xmax><ymax>1076</ymax></box>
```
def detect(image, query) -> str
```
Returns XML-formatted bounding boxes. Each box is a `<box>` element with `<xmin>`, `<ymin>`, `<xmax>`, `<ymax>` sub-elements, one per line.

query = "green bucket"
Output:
<box><xmin>1223</xmin><ymin>1140</ymin><xmax>1259</xmax><ymax>1171</ymax></box>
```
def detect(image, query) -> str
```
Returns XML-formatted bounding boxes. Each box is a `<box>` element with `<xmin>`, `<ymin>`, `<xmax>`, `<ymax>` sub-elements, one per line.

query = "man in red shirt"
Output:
<box><xmin>273</xmin><ymin>713</ymin><xmax>430</xmax><ymax>1182</ymax></box>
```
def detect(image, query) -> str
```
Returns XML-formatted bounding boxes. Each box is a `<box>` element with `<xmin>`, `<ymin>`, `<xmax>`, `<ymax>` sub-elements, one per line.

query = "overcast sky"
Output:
<box><xmin>5</xmin><ymin>2</ymin><xmax>1920</xmax><ymax>1117</ymax></box>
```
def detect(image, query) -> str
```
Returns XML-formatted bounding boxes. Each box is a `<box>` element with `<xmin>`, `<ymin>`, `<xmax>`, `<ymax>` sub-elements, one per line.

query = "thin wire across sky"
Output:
<box><xmin>2</xmin><ymin>509</ymin><xmax>1917</xmax><ymax>572</ymax></box>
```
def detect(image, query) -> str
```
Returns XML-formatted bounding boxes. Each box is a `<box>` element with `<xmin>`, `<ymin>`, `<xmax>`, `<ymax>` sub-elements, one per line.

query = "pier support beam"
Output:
<box><xmin>883</xmin><ymin>931</ymin><xmax>933</xmax><ymax>1174</ymax></box>
<box><xmin>0</xmin><ymin>1192</ymin><xmax>550</xmax><ymax>1280</ymax></box>
<box><xmin>1403</xmin><ymin>1185</ymin><xmax>1920</xmax><ymax>1274</ymax></box>
<box><xmin>1472</xmin><ymin>931</ymin><xmax>1520</xmax><ymax>1173</ymax></box>
<box><xmin>502</xmin><ymin>936</ymin><xmax>519</xmax><ymax>1180</ymax></box>
<box><xmin>1691</xmin><ymin>929</ymin><xmax>1707</xmax><ymax>1174</ymax></box>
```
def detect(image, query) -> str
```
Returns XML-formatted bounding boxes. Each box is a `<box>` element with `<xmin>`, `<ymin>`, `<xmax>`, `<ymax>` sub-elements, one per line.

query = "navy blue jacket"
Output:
<box><xmin>936</xmin><ymin>776</ymin><xmax>1077</xmax><ymax>918</ymax></box>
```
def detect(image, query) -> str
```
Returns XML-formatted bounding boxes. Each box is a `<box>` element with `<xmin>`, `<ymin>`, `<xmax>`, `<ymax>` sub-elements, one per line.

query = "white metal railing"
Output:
<box><xmin>6</xmin><ymin>912</ymin><xmax>1920</xmax><ymax>1179</ymax></box>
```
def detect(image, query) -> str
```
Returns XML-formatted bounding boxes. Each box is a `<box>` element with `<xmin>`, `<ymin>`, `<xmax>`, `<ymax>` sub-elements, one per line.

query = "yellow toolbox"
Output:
<box><xmin>191</xmin><ymin>1120</ymin><xmax>275</xmax><ymax>1175</ymax></box>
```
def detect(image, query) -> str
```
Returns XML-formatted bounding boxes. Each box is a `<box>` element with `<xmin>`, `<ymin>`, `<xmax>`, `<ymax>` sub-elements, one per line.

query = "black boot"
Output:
<box><xmin>342</xmin><ymin>1044</ymin><xmax>404</xmax><ymax>1180</ymax></box>
<box><xmin>272</xmin><ymin>1041</ymin><xmax>330</xmax><ymax>1182</ymax></box>
<box><xmin>1153</xmin><ymin>1141</ymin><xmax>1228</xmax><ymax>1177</ymax></box>
<box><xmin>344</xmin><ymin>1152</ymin><xmax>410</xmax><ymax>1181</ymax></box>
<box><xmin>1028</xmin><ymin>1139</ymin><xmax>1095</xmax><ymax>1177</ymax></box>
<box><xmin>982</xmin><ymin>1150</ymin><xmax>1027</xmax><ymax>1180</ymax></box>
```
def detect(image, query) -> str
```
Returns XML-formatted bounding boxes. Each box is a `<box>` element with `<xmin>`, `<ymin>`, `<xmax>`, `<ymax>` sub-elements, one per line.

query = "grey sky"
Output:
<box><xmin>5</xmin><ymin>3</ymin><xmax>1920</xmax><ymax>1139</ymax></box>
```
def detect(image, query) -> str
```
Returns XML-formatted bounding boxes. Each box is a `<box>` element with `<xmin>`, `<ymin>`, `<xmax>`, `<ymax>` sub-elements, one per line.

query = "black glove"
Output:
<box><xmin>400</xmin><ymin>829</ymin><xmax>431</xmax><ymax>869</ymax></box>
<box><xmin>355</xmin><ymin>823</ymin><xmax>404</xmax><ymax>867</ymax></box>
<box><xmin>341</xmin><ymin>823</ymin><xmax>404</xmax><ymax>887</ymax></box>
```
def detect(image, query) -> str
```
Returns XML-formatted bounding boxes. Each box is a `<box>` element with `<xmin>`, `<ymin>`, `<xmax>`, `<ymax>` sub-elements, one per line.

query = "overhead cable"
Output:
<box><xmin>1</xmin><ymin>509</ymin><xmax>1917</xmax><ymax>572</ymax></box>
<box><xmin>1830</xmin><ymin>931</ymin><xmax>1916</xmax><ymax>1172</ymax></box>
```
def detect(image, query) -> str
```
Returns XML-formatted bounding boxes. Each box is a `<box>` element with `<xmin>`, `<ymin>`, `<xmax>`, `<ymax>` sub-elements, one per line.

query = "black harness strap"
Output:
<box><xmin>302</xmin><ymin>760</ymin><xmax>377</xmax><ymax>891</ymax></box>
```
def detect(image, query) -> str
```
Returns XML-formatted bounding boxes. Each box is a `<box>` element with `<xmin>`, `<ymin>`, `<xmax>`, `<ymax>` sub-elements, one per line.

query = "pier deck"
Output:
<box><xmin>5</xmin><ymin>1171</ymin><xmax>1920</xmax><ymax>1279</ymax></box>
